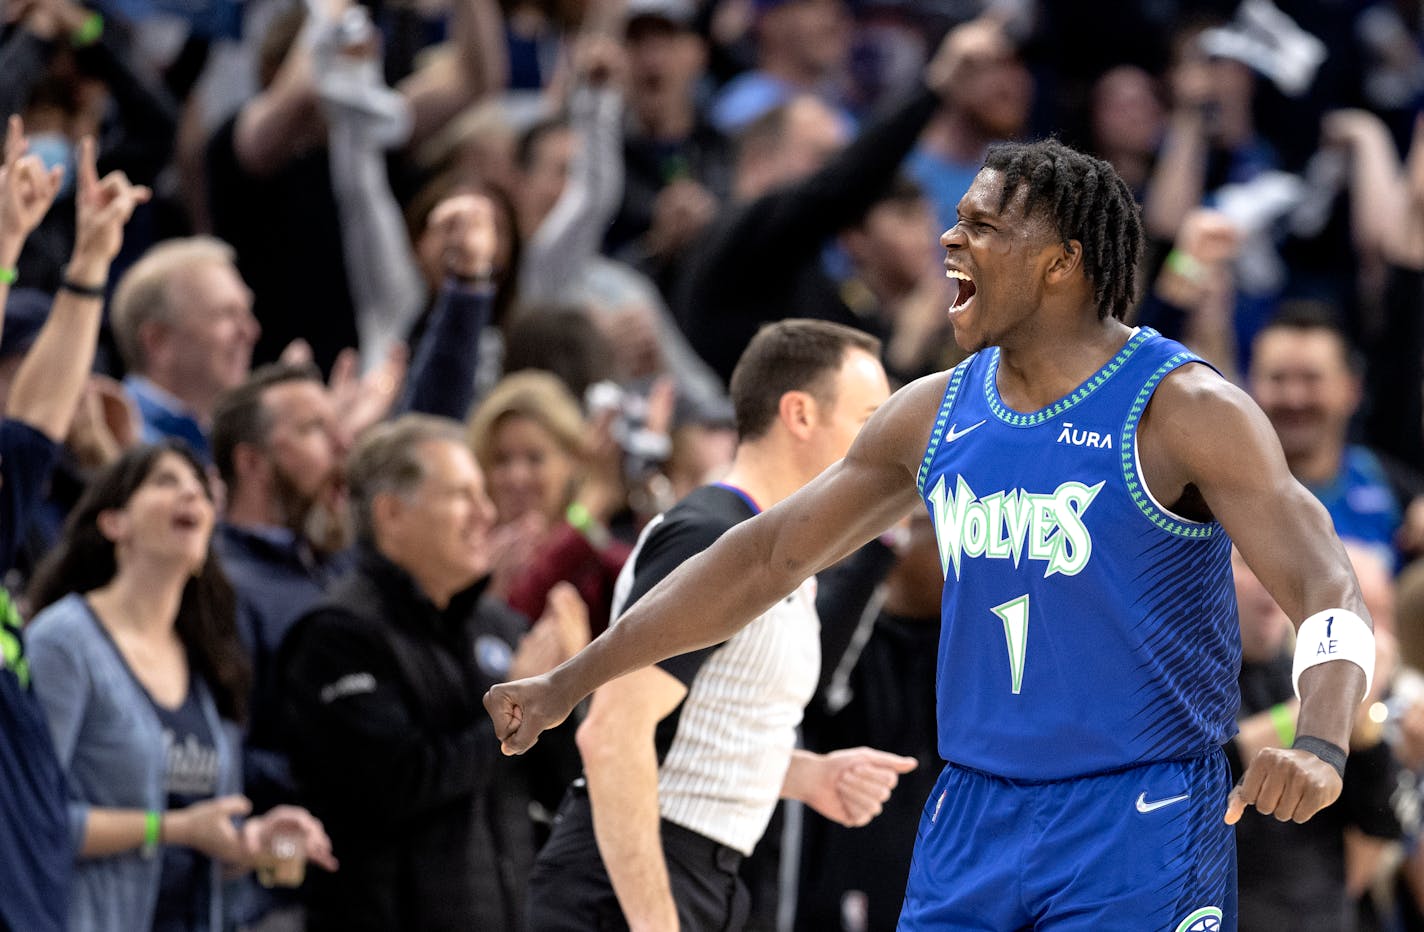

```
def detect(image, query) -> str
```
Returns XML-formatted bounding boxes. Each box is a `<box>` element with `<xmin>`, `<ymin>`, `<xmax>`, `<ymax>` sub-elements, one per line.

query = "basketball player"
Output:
<box><xmin>486</xmin><ymin>140</ymin><xmax>1371</xmax><ymax>930</ymax></box>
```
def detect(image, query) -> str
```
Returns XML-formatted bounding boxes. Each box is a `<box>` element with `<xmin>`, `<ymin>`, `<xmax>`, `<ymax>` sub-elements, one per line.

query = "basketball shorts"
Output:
<box><xmin>898</xmin><ymin>752</ymin><xmax>1235</xmax><ymax>931</ymax></box>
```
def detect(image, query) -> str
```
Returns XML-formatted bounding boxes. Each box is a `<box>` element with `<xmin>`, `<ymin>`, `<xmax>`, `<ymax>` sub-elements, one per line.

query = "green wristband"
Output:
<box><xmin>0</xmin><ymin>266</ymin><xmax>16</xmax><ymax>286</ymax></box>
<box><xmin>1164</xmin><ymin>248</ymin><xmax>1206</xmax><ymax>284</ymax></box>
<box><xmin>566</xmin><ymin>501</ymin><xmax>609</xmax><ymax>549</ymax></box>
<box><xmin>71</xmin><ymin>11</ymin><xmax>103</xmax><ymax>48</ymax></box>
<box><xmin>142</xmin><ymin>810</ymin><xmax>162</xmax><ymax>858</ymax></box>
<box><xmin>1269</xmin><ymin>702</ymin><xmax>1296</xmax><ymax>748</ymax></box>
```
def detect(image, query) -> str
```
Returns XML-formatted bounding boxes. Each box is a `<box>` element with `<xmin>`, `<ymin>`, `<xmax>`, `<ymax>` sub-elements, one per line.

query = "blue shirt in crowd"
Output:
<box><xmin>125</xmin><ymin>375</ymin><xmax>210</xmax><ymax>463</ymax></box>
<box><xmin>26</xmin><ymin>594</ymin><xmax>242</xmax><ymax>932</ymax></box>
<box><xmin>1309</xmin><ymin>444</ymin><xmax>1403</xmax><ymax>564</ymax></box>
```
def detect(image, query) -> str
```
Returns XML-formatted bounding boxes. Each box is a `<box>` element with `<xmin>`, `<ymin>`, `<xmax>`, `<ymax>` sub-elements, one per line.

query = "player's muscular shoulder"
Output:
<box><xmin>1138</xmin><ymin>363</ymin><xmax>1275</xmax><ymax>521</ymax></box>
<box><xmin>849</xmin><ymin>368</ymin><xmax>956</xmax><ymax>478</ymax></box>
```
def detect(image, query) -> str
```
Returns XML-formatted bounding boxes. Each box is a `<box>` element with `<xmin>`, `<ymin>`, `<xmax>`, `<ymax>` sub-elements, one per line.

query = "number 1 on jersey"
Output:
<box><xmin>991</xmin><ymin>594</ymin><xmax>1030</xmax><ymax>694</ymax></box>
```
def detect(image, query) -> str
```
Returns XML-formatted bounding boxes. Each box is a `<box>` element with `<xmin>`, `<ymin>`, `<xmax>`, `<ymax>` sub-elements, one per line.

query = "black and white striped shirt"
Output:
<box><xmin>609</xmin><ymin>485</ymin><xmax>820</xmax><ymax>856</ymax></box>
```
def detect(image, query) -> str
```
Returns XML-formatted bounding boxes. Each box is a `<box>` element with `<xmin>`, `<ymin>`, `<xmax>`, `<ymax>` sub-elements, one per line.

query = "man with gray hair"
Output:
<box><xmin>276</xmin><ymin>414</ymin><xmax>587</xmax><ymax>931</ymax></box>
<box><xmin>110</xmin><ymin>236</ymin><xmax>260</xmax><ymax>460</ymax></box>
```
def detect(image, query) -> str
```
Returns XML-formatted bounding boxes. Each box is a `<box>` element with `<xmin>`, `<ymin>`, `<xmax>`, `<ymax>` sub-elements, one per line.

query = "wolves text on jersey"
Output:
<box><xmin>926</xmin><ymin>475</ymin><xmax>1103</xmax><ymax>581</ymax></box>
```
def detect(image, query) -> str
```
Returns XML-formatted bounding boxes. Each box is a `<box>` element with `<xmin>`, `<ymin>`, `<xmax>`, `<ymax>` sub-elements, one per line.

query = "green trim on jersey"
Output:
<box><xmin>917</xmin><ymin>358</ymin><xmax>975</xmax><ymax>495</ymax></box>
<box><xmin>982</xmin><ymin>327</ymin><xmax>1154</xmax><ymax>428</ymax></box>
<box><xmin>1119</xmin><ymin>352</ymin><xmax>1218</xmax><ymax>539</ymax></box>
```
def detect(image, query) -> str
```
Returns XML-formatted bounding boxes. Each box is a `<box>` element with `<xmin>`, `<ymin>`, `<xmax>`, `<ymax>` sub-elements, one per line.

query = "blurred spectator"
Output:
<box><xmin>511</xmin><ymin>37</ymin><xmax>629</xmax><ymax>305</ymax></box>
<box><xmin>1144</xmin><ymin>16</ymin><xmax>1279</xmax><ymax>245</ymax></box>
<box><xmin>0</xmin><ymin>116</ymin><xmax>148</xmax><ymax>932</ymax></box>
<box><xmin>109</xmin><ymin>236</ymin><xmax>259</xmax><ymax>462</ymax></box>
<box><xmin>210</xmin><ymin>365</ymin><xmax>346</xmax><ymax>770</ymax></box>
<box><xmin>389</xmin><ymin>176</ymin><xmax>520</xmax><ymax>410</ymax></box>
<box><xmin>1088</xmin><ymin>64</ymin><xmax>1166</xmax><ymax>199</ymax></box>
<box><xmin>4</xmin><ymin>288</ymin><xmax>140</xmax><ymax>585</ymax></box>
<box><xmin>605</xmin><ymin>0</ymin><xmax>732</xmax><ymax>272</ymax></box>
<box><xmin>1338</xmin><ymin>115</ymin><xmax>1424</xmax><ymax>475</ymax></box>
<box><xmin>1247</xmin><ymin>304</ymin><xmax>1424</xmax><ymax>562</ymax></box>
<box><xmin>501</xmin><ymin>303</ymin><xmax>736</xmax><ymax>508</ymax></box>
<box><xmin>25</xmin><ymin>442</ymin><xmax>335</xmax><ymax>932</ymax></box>
<box><xmin>413</xmin><ymin>99</ymin><xmax>521</xmax><ymax>196</ymax></box>
<box><xmin>514</xmin><ymin>33</ymin><xmax>728</xmax><ymax>415</ymax></box>
<box><xmin>277</xmin><ymin>414</ymin><xmax>586</xmax><ymax>932</ymax></box>
<box><xmin>0</xmin><ymin>128</ymin><xmax>151</xmax><ymax>583</ymax></box>
<box><xmin>908</xmin><ymin>16</ymin><xmax>1033</xmax><ymax>235</ymax></box>
<box><xmin>0</xmin><ymin>0</ymin><xmax>177</xmax><ymax>291</ymax></box>
<box><xmin>311</xmin><ymin>0</ymin><xmax>429</xmax><ymax>375</ymax></box>
<box><xmin>206</xmin><ymin>0</ymin><xmax>504</xmax><ymax>374</ymax></box>
<box><xmin>502</xmin><ymin>303</ymin><xmax>620</xmax><ymax>402</ymax></box>
<box><xmin>1357</xmin><ymin>2</ymin><xmax>1424</xmax><ymax>125</ymax></box>
<box><xmin>1137</xmin><ymin>206</ymin><xmax>1244</xmax><ymax>381</ymax></box>
<box><xmin>398</xmin><ymin>190</ymin><xmax>511</xmax><ymax>419</ymax></box>
<box><xmin>711</xmin><ymin>0</ymin><xmax>855</xmax><ymax>133</ymax></box>
<box><xmin>674</xmin><ymin>21</ymin><xmax>970</xmax><ymax>383</ymax></box>
<box><xmin>1320</xmin><ymin>109</ymin><xmax>1412</xmax><ymax>274</ymax></box>
<box><xmin>1228</xmin><ymin>545</ymin><xmax>1408</xmax><ymax>932</ymax></box>
<box><xmin>467</xmin><ymin>369</ymin><xmax>637</xmax><ymax>631</ymax></box>
<box><xmin>501</xmin><ymin>0</ymin><xmax>580</xmax><ymax>96</ymax></box>
<box><xmin>662</xmin><ymin>400</ymin><xmax>738</xmax><ymax>501</ymax></box>
<box><xmin>528</xmin><ymin>319</ymin><xmax>914</xmax><ymax>932</ymax></box>
<box><xmin>837</xmin><ymin>174</ymin><xmax>957</xmax><ymax>382</ymax></box>
<box><xmin>209</xmin><ymin>361</ymin><xmax>345</xmax><ymax>932</ymax></box>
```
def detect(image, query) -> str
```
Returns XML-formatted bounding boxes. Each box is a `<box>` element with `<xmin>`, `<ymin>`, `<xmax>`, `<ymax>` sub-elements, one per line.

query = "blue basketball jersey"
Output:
<box><xmin>917</xmin><ymin>327</ymin><xmax>1240</xmax><ymax>780</ymax></box>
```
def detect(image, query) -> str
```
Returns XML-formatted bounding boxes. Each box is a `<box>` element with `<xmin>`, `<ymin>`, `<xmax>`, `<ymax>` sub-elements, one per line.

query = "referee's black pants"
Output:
<box><xmin>527</xmin><ymin>781</ymin><xmax>750</xmax><ymax>932</ymax></box>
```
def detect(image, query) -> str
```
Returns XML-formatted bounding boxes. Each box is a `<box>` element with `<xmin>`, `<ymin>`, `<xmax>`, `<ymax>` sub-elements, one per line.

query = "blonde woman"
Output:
<box><xmin>468</xmin><ymin>370</ymin><xmax>629</xmax><ymax>635</ymax></box>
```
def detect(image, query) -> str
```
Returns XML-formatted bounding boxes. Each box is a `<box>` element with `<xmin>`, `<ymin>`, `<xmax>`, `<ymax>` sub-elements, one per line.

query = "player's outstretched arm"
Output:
<box><xmin>1143</xmin><ymin>365</ymin><xmax>1368</xmax><ymax>824</ymax></box>
<box><xmin>483</xmin><ymin>372</ymin><xmax>948</xmax><ymax>755</ymax></box>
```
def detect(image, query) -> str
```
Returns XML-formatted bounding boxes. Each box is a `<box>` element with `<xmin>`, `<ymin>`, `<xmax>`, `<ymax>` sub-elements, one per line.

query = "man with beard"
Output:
<box><xmin>213</xmin><ymin>362</ymin><xmax>349</xmax><ymax>775</ymax></box>
<box><xmin>211</xmin><ymin>362</ymin><xmax>351</xmax><ymax>930</ymax></box>
<box><xmin>1247</xmin><ymin>304</ymin><xmax>1424</xmax><ymax>562</ymax></box>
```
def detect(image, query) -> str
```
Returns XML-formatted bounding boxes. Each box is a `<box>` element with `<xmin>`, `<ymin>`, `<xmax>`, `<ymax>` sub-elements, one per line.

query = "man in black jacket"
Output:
<box><xmin>278</xmin><ymin>414</ymin><xmax>583</xmax><ymax>931</ymax></box>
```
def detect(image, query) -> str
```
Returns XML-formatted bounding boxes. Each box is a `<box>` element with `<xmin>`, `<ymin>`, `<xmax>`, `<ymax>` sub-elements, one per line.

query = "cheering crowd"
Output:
<box><xmin>7</xmin><ymin>0</ymin><xmax>1424</xmax><ymax>929</ymax></box>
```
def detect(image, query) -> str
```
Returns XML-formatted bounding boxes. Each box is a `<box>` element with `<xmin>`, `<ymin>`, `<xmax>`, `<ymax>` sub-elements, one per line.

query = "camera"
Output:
<box><xmin>585</xmin><ymin>380</ymin><xmax>672</xmax><ymax>484</ymax></box>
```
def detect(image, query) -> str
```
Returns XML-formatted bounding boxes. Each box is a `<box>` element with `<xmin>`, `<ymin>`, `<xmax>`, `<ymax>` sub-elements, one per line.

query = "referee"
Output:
<box><xmin>526</xmin><ymin>319</ymin><xmax>917</xmax><ymax>931</ymax></box>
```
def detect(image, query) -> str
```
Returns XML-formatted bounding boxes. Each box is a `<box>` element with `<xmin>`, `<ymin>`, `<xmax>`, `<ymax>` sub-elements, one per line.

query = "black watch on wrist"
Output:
<box><xmin>59</xmin><ymin>267</ymin><xmax>105</xmax><ymax>298</ymax></box>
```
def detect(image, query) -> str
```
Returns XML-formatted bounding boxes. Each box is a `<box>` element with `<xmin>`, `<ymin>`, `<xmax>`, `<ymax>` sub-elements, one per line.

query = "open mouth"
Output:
<box><xmin>172</xmin><ymin>513</ymin><xmax>202</xmax><ymax>532</ymax></box>
<box><xmin>947</xmin><ymin>269</ymin><xmax>977</xmax><ymax>310</ymax></box>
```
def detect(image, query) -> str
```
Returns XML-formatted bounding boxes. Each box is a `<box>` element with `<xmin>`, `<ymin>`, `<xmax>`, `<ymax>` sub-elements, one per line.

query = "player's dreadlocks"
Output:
<box><xmin>982</xmin><ymin>139</ymin><xmax>1143</xmax><ymax>321</ymax></box>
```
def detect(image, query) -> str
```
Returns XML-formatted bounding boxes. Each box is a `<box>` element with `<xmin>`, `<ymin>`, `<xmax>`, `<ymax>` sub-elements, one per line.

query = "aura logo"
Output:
<box><xmin>925</xmin><ymin>475</ymin><xmax>1103</xmax><ymax>581</ymax></box>
<box><xmin>1055</xmin><ymin>422</ymin><xmax>1113</xmax><ymax>449</ymax></box>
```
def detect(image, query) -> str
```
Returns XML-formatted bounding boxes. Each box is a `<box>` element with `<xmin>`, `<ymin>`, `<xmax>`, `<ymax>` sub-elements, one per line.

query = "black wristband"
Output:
<box><xmin>1292</xmin><ymin>735</ymin><xmax>1347</xmax><ymax>779</ymax></box>
<box><xmin>59</xmin><ymin>275</ymin><xmax>105</xmax><ymax>299</ymax></box>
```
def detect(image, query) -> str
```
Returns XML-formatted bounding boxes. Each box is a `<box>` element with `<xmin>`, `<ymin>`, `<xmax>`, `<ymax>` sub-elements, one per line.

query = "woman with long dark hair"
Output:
<box><xmin>24</xmin><ymin>441</ymin><xmax>334</xmax><ymax>932</ymax></box>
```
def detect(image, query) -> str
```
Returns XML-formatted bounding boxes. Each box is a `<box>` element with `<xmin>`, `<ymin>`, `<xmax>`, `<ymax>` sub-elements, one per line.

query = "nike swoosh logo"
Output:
<box><xmin>945</xmin><ymin>420</ymin><xmax>986</xmax><ymax>443</ymax></box>
<box><xmin>1135</xmin><ymin>791</ymin><xmax>1190</xmax><ymax>814</ymax></box>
